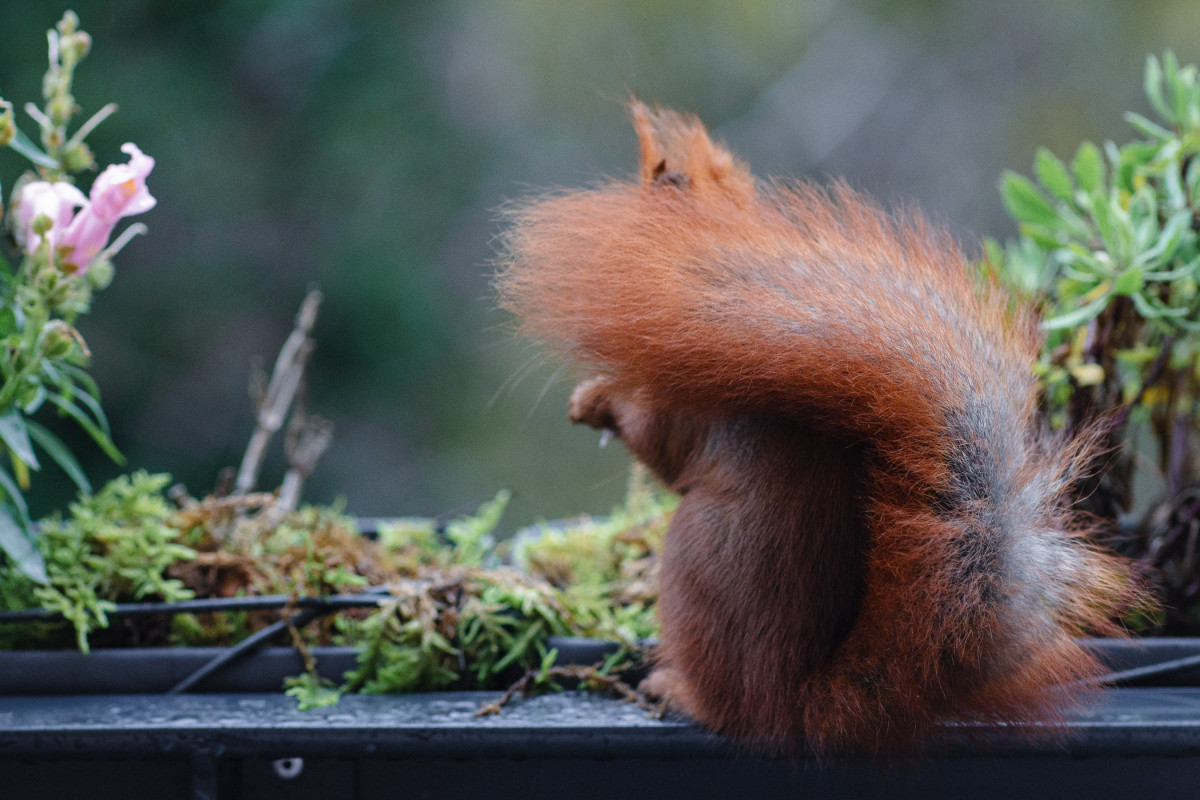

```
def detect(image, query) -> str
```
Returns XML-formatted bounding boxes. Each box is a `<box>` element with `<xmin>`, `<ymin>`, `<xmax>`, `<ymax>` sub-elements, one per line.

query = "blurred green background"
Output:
<box><xmin>1</xmin><ymin>0</ymin><xmax>1199</xmax><ymax>533</ymax></box>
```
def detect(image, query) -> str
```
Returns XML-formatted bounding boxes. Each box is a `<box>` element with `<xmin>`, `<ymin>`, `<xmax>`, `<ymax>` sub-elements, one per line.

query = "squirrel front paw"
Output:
<box><xmin>568</xmin><ymin>376</ymin><xmax>619</xmax><ymax>430</ymax></box>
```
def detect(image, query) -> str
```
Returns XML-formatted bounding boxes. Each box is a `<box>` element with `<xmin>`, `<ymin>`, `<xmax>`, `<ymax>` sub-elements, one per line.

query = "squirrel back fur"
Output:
<box><xmin>498</xmin><ymin>103</ymin><xmax>1141</xmax><ymax>755</ymax></box>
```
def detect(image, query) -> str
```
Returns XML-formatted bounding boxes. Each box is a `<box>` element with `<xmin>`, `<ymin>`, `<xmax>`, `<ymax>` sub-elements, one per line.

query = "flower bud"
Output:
<box><xmin>19</xmin><ymin>291</ymin><xmax>40</xmax><ymax>317</ymax></box>
<box><xmin>60</xmin><ymin>141</ymin><xmax>94</xmax><ymax>173</ymax></box>
<box><xmin>40</xmin><ymin>320</ymin><xmax>76</xmax><ymax>360</ymax></box>
<box><xmin>0</xmin><ymin>101</ymin><xmax>13</xmax><ymax>148</ymax></box>
<box><xmin>84</xmin><ymin>259</ymin><xmax>114</xmax><ymax>290</ymax></box>
<box><xmin>42</xmin><ymin>70</ymin><xmax>60</xmax><ymax>104</ymax></box>
<box><xmin>60</xmin><ymin>32</ymin><xmax>91</xmax><ymax>66</ymax></box>
<box><xmin>48</xmin><ymin>93</ymin><xmax>76</xmax><ymax>127</ymax></box>
<box><xmin>31</xmin><ymin>213</ymin><xmax>54</xmax><ymax>237</ymax></box>
<box><xmin>56</xmin><ymin>11</ymin><xmax>79</xmax><ymax>36</ymax></box>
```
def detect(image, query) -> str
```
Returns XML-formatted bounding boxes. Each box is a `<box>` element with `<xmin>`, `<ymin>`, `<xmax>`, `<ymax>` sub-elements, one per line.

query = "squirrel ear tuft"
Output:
<box><xmin>630</xmin><ymin>99</ymin><xmax>753</xmax><ymax>196</ymax></box>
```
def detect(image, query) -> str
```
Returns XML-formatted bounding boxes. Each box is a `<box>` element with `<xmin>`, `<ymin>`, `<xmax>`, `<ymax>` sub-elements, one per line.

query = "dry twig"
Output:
<box><xmin>235</xmin><ymin>289</ymin><xmax>323</xmax><ymax>495</ymax></box>
<box><xmin>476</xmin><ymin>663</ymin><xmax>648</xmax><ymax>717</ymax></box>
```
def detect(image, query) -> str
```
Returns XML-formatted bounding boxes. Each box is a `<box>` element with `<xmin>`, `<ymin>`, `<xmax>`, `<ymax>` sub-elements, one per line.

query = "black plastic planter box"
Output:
<box><xmin>1</xmin><ymin>638</ymin><xmax>1199</xmax><ymax>799</ymax></box>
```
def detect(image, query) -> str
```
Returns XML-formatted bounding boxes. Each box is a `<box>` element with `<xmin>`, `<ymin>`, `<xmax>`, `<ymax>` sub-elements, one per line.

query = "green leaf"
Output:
<box><xmin>1135</xmin><ymin>211</ymin><xmax>1192</xmax><ymax>270</ymax></box>
<box><xmin>1164</xmin><ymin>51</ymin><xmax>1190</xmax><ymax>126</ymax></box>
<box><xmin>7</xmin><ymin>126</ymin><xmax>58</xmax><ymax>169</ymax></box>
<box><xmin>24</xmin><ymin>419</ymin><xmax>91</xmax><ymax>494</ymax></box>
<box><xmin>0</xmin><ymin>505</ymin><xmax>47</xmax><ymax>584</ymax></box>
<box><xmin>1125</xmin><ymin>111</ymin><xmax>1175</xmax><ymax>141</ymax></box>
<box><xmin>60</xmin><ymin>386</ymin><xmax>113</xmax><ymax>439</ymax></box>
<box><xmin>45</xmin><ymin>394</ymin><xmax>124</xmax><ymax>464</ymax></box>
<box><xmin>1144</xmin><ymin>255</ymin><xmax>1200</xmax><ymax>281</ymax></box>
<box><xmin>1113</xmin><ymin>268</ymin><xmax>1144</xmax><ymax>296</ymax></box>
<box><xmin>1021</xmin><ymin>223</ymin><xmax>1063</xmax><ymax>249</ymax></box>
<box><xmin>1117</xmin><ymin>140</ymin><xmax>1163</xmax><ymax>174</ymax></box>
<box><xmin>1034</xmin><ymin>147</ymin><xmax>1075</xmax><ymax>203</ymax></box>
<box><xmin>490</xmin><ymin>619</ymin><xmax>544</xmax><ymax>674</ymax></box>
<box><xmin>58</xmin><ymin>363</ymin><xmax>102</xmax><ymax>401</ymax></box>
<box><xmin>0</xmin><ymin>412</ymin><xmax>39</xmax><ymax>470</ymax></box>
<box><xmin>1000</xmin><ymin>172</ymin><xmax>1060</xmax><ymax>227</ymax></box>
<box><xmin>1144</xmin><ymin>53</ymin><xmax>1173</xmax><ymax>122</ymax></box>
<box><xmin>1091</xmin><ymin>191</ymin><xmax>1115</xmax><ymax>253</ymax></box>
<box><xmin>1042</xmin><ymin>289</ymin><xmax>1113</xmax><ymax>330</ymax></box>
<box><xmin>1092</xmin><ymin>190</ymin><xmax>1134</xmax><ymax>266</ymax></box>
<box><xmin>1129</xmin><ymin>290</ymin><xmax>1191</xmax><ymax>321</ymax></box>
<box><xmin>1163</xmin><ymin>155</ymin><xmax>1188</xmax><ymax>210</ymax></box>
<box><xmin>1072</xmin><ymin>142</ymin><xmax>1105</xmax><ymax>194</ymax></box>
<box><xmin>0</xmin><ymin>463</ymin><xmax>31</xmax><ymax>525</ymax></box>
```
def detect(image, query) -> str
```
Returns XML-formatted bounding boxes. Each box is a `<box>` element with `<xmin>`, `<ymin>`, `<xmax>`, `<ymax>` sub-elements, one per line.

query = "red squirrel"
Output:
<box><xmin>498</xmin><ymin>102</ymin><xmax>1142</xmax><ymax>755</ymax></box>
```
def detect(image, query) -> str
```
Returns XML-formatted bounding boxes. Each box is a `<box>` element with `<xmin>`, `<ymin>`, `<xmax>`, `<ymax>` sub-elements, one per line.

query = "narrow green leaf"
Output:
<box><xmin>24</xmin><ymin>419</ymin><xmax>91</xmax><ymax>494</ymax></box>
<box><xmin>1072</xmin><ymin>142</ymin><xmax>1105</xmax><ymax>194</ymax></box>
<box><xmin>1165</xmin><ymin>51</ymin><xmax>1190</xmax><ymax>125</ymax></box>
<box><xmin>1062</xmin><ymin>261</ymin><xmax>1106</xmax><ymax>284</ymax></box>
<box><xmin>1144</xmin><ymin>53</ymin><xmax>1172</xmax><ymax>122</ymax></box>
<box><xmin>19</xmin><ymin>386</ymin><xmax>45</xmax><ymax>415</ymax></box>
<box><xmin>1000</xmin><ymin>172</ymin><xmax>1060</xmax><ymax>227</ymax></box>
<box><xmin>1163</xmin><ymin>156</ymin><xmax>1187</xmax><ymax>211</ymax></box>
<box><xmin>61</xmin><ymin>386</ymin><xmax>113</xmax><ymax>438</ymax></box>
<box><xmin>1130</xmin><ymin>205</ymin><xmax>1161</xmax><ymax>255</ymax></box>
<box><xmin>0</xmin><ymin>412</ymin><xmax>39</xmax><ymax>470</ymax></box>
<box><xmin>1091</xmin><ymin>191</ymin><xmax>1115</xmax><ymax>254</ymax></box>
<box><xmin>1056</xmin><ymin>245</ymin><xmax>1109</xmax><ymax>281</ymax></box>
<box><xmin>1124</xmin><ymin>111</ymin><xmax>1174</xmax><ymax>141</ymax></box>
<box><xmin>1129</xmin><ymin>290</ymin><xmax>1192</xmax><ymax>324</ymax></box>
<box><xmin>0</xmin><ymin>505</ymin><xmax>47</xmax><ymax>584</ymax></box>
<box><xmin>1167</xmin><ymin>312</ymin><xmax>1200</xmax><ymax>333</ymax></box>
<box><xmin>490</xmin><ymin>619</ymin><xmax>544</xmax><ymax>674</ymax></box>
<box><xmin>1112</xmin><ymin>267</ymin><xmax>1144</xmax><ymax>296</ymax></box>
<box><xmin>7</xmin><ymin>126</ymin><xmax>58</xmax><ymax>169</ymax></box>
<box><xmin>46</xmin><ymin>394</ymin><xmax>124</xmax><ymax>463</ymax></box>
<box><xmin>1135</xmin><ymin>211</ymin><xmax>1192</xmax><ymax>270</ymax></box>
<box><xmin>1093</xmin><ymin>190</ymin><xmax>1135</xmax><ymax>266</ymax></box>
<box><xmin>1042</xmin><ymin>290</ymin><xmax>1112</xmax><ymax>330</ymax></box>
<box><xmin>0</xmin><ymin>463</ymin><xmax>31</xmax><ymax>525</ymax></box>
<box><xmin>59</xmin><ymin>363</ymin><xmax>102</xmax><ymax>401</ymax></box>
<box><xmin>1144</xmin><ymin>255</ymin><xmax>1200</xmax><ymax>281</ymax></box>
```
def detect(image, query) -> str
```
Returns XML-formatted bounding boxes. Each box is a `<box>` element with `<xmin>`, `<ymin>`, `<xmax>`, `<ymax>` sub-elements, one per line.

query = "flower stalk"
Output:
<box><xmin>0</xmin><ymin>11</ymin><xmax>155</xmax><ymax>582</ymax></box>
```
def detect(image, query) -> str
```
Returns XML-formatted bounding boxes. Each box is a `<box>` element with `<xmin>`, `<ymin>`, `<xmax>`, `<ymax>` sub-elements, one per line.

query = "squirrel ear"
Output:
<box><xmin>632</xmin><ymin>100</ymin><xmax>665</xmax><ymax>186</ymax></box>
<box><xmin>629</xmin><ymin>99</ymin><xmax>752</xmax><ymax>197</ymax></box>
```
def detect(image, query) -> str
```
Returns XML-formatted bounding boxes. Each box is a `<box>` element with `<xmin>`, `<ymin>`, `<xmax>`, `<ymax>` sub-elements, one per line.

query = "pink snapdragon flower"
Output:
<box><xmin>15</xmin><ymin>180</ymin><xmax>88</xmax><ymax>254</ymax></box>
<box><xmin>59</xmin><ymin>142</ymin><xmax>156</xmax><ymax>272</ymax></box>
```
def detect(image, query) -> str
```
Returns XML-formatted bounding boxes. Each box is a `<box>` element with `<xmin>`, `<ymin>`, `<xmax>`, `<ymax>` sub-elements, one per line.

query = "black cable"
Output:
<box><xmin>0</xmin><ymin>590</ymin><xmax>390</xmax><ymax>623</ymax></box>
<box><xmin>1091</xmin><ymin>651</ymin><xmax>1200</xmax><ymax>686</ymax></box>
<box><xmin>0</xmin><ymin>587</ymin><xmax>394</xmax><ymax>693</ymax></box>
<box><xmin>167</xmin><ymin>606</ymin><xmax>327</xmax><ymax>694</ymax></box>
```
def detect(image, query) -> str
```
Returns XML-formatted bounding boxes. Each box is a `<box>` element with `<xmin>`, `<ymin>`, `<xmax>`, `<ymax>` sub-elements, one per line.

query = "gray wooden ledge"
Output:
<box><xmin>2</xmin><ymin>638</ymin><xmax>1199</xmax><ymax>797</ymax></box>
<box><xmin>1</xmin><ymin>688</ymin><xmax>1199</xmax><ymax>799</ymax></box>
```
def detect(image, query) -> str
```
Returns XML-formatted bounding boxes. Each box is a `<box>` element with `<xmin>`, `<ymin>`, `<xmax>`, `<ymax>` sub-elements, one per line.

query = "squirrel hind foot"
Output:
<box><xmin>567</xmin><ymin>376</ymin><xmax>618</xmax><ymax>429</ymax></box>
<box><xmin>638</xmin><ymin>667</ymin><xmax>702</xmax><ymax>720</ymax></box>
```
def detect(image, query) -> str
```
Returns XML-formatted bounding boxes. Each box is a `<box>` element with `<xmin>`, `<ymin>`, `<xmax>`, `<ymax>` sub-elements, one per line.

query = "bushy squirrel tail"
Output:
<box><xmin>499</xmin><ymin>103</ymin><xmax>1143</xmax><ymax>753</ymax></box>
